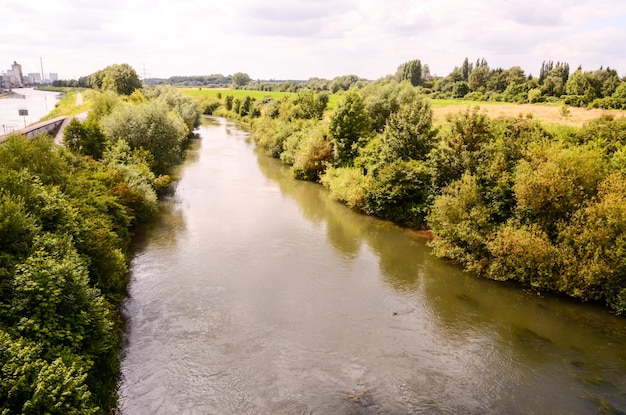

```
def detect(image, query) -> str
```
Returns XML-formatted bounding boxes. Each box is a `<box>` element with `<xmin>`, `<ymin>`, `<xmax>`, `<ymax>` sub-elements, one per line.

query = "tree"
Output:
<box><xmin>381</xmin><ymin>100</ymin><xmax>436</xmax><ymax>161</ymax></box>
<box><xmin>101</xmin><ymin>63</ymin><xmax>142</xmax><ymax>95</ymax></box>
<box><xmin>329</xmin><ymin>91</ymin><xmax>372</xmax><ymax>166</ymax></box>
<box><xmin>427</xmin><ymin>173</ymin><xmax>493</xmax><ymax>271</ymax></box>
<box><xmin>232</xmin><ymin>72</ymin><xmax>251</xmax><ymax>87</ymax></box>
<box><xmin>101</xmin><ymin>101</ymin><xmax>188</xmax><ymax>175</ymax></box>
<box><xmin>513</xmin><ymin>142</ymin><xmax>605</xmax><ymax>238</ymax></box>
<box><xmin>565</xmin><ymin>69</ymin><xmax>591</xmax><ymax>96</ymax></box>
<box><xmin>291</xmin><ymin>124</ymin><xmax>333</xmax><ymax>181</ymax></box>
<box><xmin>9</xmin><ymin>234</ymin><xmax>113</xmax><ymax>361</ymax></box>
<box><xmin>559</xmin><ymin>172</ymin><xmax>626</xmax><ymax>313</ymax></box>
<box><xmin>144</xmin><ymin>85</ymin><xmax>201</xmax><ymax>132</ymax></box>
<box><xmin>292</xmin><ymin>90</ymin><xmax>328</xmax><ymax>120</ymax></box>
<box><xmin>364</xmin><ymin>159</ymin><xmax>432</xmax><ymax>227</ymax></box>
<box><xmin>63</xmin><ymin>118</ymin><xmax>108</xmax><ymax>160</ymax></box>
<box><xmin>468</xmin><ymin>65</ymin><xmax>490</xmax><ymax>91</ymax></box>
<box><xmin>0</xmin><ymin>331</ymin><xmax>99</xmax><ymax>415</ymax></box>
<box><xmin>614</xmin><ymin>82</ymin><xmax>626</xmax><ymax>103</ymax></box>
<box><xmin>399</xmin><ymin>59</ymin><xmax>422</xmax><ymax>86</ymax></box>
<box><xmin>461</xmin><ymin>57</ymin><xmax>471</xmax><ymax>81</ymax></box>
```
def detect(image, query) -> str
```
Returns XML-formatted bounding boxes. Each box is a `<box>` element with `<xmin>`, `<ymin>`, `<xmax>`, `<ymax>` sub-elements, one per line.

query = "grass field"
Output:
<box><xmin>180</xmin><ymin>87</ymin><xmax>342</xmax><ymax>109</ymax></box>
<box><xmin>180</xmin><ymin>88</ymin><xmax>295</xmax><ymax>101</ymax></box>
<box><xmin>180</xmin><ymin>87</ymin><xmax>625</xmax><ymax>128</ymax></box>
<box><xmin>39</xmin><ymin>89</ymin><xmax>96</xmax><ymax>121</ymax></box>
<box><xmin>430</xmin><ymin>99</ymin><xmax>626</xmax><ymax>127</ymax></box>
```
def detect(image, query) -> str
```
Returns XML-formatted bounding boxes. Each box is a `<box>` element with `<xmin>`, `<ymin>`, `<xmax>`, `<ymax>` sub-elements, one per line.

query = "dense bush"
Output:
<box><xmin>244</xmin><ymin>79</ymin><xmax>626</xmax><ymax>314</ymax></box>
<box><xmin>1</xmin><ymin>79</ymin><xmax>194</xmax><ymax>412</ymax></box>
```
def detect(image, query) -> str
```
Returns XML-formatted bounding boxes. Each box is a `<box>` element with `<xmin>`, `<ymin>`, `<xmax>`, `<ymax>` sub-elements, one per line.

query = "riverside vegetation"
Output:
<box><xmin>188</xmin><ymin>59</ymin><xmax>626</xmax><ymax>317</ymax></box>
<box><xmin>0</xmin><ymin>64</ymin><xmax>201</xmax><ymax>414</ymax></box>
<box><xmin>3</xmin><ymin>58</ymin><xmax>626</xmax><ymax>413</ymax></box>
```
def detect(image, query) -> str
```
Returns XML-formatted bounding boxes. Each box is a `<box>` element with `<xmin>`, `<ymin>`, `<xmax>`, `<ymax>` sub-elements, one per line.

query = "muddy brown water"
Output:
<box><xmin>118</xmin><ymin>117</ymin><xmax>626</xmax><ymax>414</ymax></box>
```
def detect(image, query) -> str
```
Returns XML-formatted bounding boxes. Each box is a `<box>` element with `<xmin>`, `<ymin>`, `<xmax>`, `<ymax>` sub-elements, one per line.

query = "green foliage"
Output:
<box><xmin>320</xmin><ymin>167</ymin><xmax>369</xmax><ymax>210</ymax></box>
<box><xmin>328</xmin><ymin>74</ymin><xmax>366</xmax><ymax>93</ymax></box>
<box><xmin>429</xmin><ymin>107</ymin><xmax>492</xmax><ymax>189</ymax></box>
<box><xmin>291</xmin><ymin>90</ymin><xmax>328</xmax><ymax>120</ymax></box>
<box><xmin>613</xmin><ymin>82</ymin><xmax>626</xmax><ymax>101</ymax></box>
<box><xmin>486</xmin><ymin>222</ymin><xmax>560</xmax><ymax>288</ymax></box>
<box><xmin>329</xmin><ymin>91</ymin><xmax>372</xmax><ymax>166</ymax></box>
<box><xmin>279</xmin><ymin>122</ymin><xmax>333</xmax><ymax>181</ymax></box>
<box><xmin>380</xmin><ymin>99</ymin><xmax>436</xmax><ymax>161</ymax></box>
<box><xmin>63</xmin><ymin>118</ymin><xmax>108</xmax><ymax>160</ymax></box>
<box><xmin>252</xmin><ymin>117</ymin><xmax>300</xmax><ymax>158</ymax></box>
<box><xmin>428</xmin><ymin>173</ymin><xmax>493</xmax><ymax>272</ymax></box>
<box><xmin>559</xmin><ymin>173</ymin><xmax>626</xmax><ymax>312</ymax></box>
<box><xmin>452</xmin><ymin>81</ymin><xmax>470</xmax><ymax>98</ymax></box>
<box><xmin>398</xmin><ymin>59</ymin><xmax>422</xmax><ymax>87</ymax></box>
<box><xmin>92</xmin><ymin>63</ymin><xmax>142</xmax><ymax>96</ymax></box>
<box><xmin>0</xmin><ymin>331</ymin><xmax>99</xmax><ymax>415</ymax></box>
<box><xmin>101</xmin><ymin>101</ymin><xmax>188</xmax><ymax>175</ymax></box>
<box><xmin>292</xmin><ymin>125</ymin><xmax>333</xmax><ymax>181</ymax></box>
<box><xmin>513</xmin><ymin>142</ymin><xmax>605</xmax><ymax>237</ymax></box>
<box><xmin>232</xmin><ymin>72</ymin><xmax>251</xmax><ymax>87</ymax></box>
<box><xmin>224</xmin><ymin>95</ymin><xmax>234</xmax><ymax>111</ymax></box>
<box><xmin>88</xmin><ymin>91</ymin><xmax>122</xmax><ymax>122</ymax></box>
<box><xmin>0</xmin><ymin>135</ymin><xmax>69</xmax><ymax>185</ymax></box>
<box><xmin>362</xmin><ymin>80</ymin><xmax>420</xmax><ymax>132</ymax></box>
<box><xmin>575</xmin><ymin>115</ymin><xmax>626</xmax><ymax>154</ymax></box>
<box><xmin>0</xmin><ymin>77</ymin><xmax>189</xmax><ymax>411</ymax></box>
<box><xmin>144</xmin><ymin>85</ymin><xmax>202</xmax><ymax>133</ymax></box>
<box><xmin>364</xmin><ymin>159</ymin><xmax>432</xmax><ymax>227</ymax></box>
<box><xmin>10</xmin><ymin>235</ymin><xmax>113</xmax><ymax>361</ymax></box>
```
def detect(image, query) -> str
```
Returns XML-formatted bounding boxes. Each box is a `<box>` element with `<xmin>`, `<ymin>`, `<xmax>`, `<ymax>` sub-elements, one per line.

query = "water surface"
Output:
<box><xmin>119</xmin><ymin>117</ymin><xmax>626</xmax><ymax>414</ymax></box>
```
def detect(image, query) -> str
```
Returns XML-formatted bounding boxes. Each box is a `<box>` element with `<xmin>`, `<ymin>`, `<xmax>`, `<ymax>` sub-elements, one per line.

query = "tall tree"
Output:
<box><xmin>232</xmin><ymin>72</ymin><xmax>251</xmax><ymax>87</ymax></box>
<box><xmin>399</xmin><ymin>59</ymin><xmax>423</xmax><ymax>87</ymax></box>
<box><xmin>381</xmin><ymin>99</ymin><xmax>436</xmax><ymax>161</ymax></box>
<box><xmin>329</xmin><ymin>91</ymin><xmax>372</xmax><ymax>166</ymax></box>
<box><xmin>101</xmin><ymin>64</ymin><xmax>142</xmax><ymax>95</ymax></box>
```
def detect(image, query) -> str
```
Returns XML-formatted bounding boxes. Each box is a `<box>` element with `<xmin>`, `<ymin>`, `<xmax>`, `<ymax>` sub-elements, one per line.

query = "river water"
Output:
<box><xmin>118</xmin><ymin>117</ymin><xmax>626</xmax><ymax>415</ymax></box>
<box><xmin>0</xmin><ymin>88</ymin><xmax>61</xmax><ymax>134</ymax></box>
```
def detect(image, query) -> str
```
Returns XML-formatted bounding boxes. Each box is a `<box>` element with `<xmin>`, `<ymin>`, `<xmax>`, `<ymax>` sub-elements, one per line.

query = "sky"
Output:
<box><xmin>2</xmin><ymin>0</ymin><xmax>626</xmax><ymax>81</ymax></box>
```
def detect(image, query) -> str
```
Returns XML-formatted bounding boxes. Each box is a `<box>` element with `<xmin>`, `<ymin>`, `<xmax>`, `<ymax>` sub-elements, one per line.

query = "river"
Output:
<box><xmin>0</xmin><ymin>88</ymin><xmax>61</xmax><ymax>134</ymax></box>
<box><xmin>118</xmin><ymin>117</ymin><xmax>626</xmax><ymax>414</ymax></box>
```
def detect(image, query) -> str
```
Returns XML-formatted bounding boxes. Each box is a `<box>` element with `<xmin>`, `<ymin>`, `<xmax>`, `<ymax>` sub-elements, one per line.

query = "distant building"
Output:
<box><xmin>28</xmin><ymin>73</ymin><xmax>42</xmax><ymax>84</ymax></box>
<box><xmin>48</xmin><ymin>73</ymin><xmax>58</xmax><ymax>82</ymax></box>
<box><xmin>10</xmin><ymin>61</ymin><xmax>24</xmax><ymax>87</ymax></box>
<box><xmin>0</xmin><ymin>73</ymin><xmax>10</xmax><ymax>90</ymax></box>
<box><xmin>1</xmin><ymin>61</ymin><xmax>24</xmax><ymax>88</ymax></box>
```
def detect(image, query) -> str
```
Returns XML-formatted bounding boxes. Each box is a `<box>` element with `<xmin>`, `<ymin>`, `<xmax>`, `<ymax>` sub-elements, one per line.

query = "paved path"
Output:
<box><xmin>53</xmin><ymin>91</ymin><xmax>87</xmax><ymax>145</ymax></box>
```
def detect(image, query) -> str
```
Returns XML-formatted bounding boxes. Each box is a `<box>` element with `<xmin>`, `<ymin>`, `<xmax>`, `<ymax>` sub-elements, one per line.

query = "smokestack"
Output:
<box><xmin>40</xmin><ymin>57</ymin><xmax>44</xmax><ymax>82</ymax></box>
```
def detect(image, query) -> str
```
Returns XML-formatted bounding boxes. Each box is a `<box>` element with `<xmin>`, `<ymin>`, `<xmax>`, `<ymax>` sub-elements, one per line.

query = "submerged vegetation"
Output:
<box><xmin>0</xmin><ymin>64</ymin><xmax>201</xmax><ymax>413</ymax></box>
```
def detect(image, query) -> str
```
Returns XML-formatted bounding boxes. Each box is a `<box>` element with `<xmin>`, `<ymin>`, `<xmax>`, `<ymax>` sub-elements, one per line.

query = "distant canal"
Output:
<box><xmin>119</xmin><ymin>117</ymin><xmax>626</xmax><ymax>414</ymax></box>
<box><xmin>0</xmin><ymin>88</ymin><xmax>61</xmax><ymax>135</ymax></box>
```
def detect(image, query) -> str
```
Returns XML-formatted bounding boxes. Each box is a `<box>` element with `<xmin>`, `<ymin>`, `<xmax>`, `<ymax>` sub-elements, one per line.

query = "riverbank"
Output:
<box><xmin>0</xmin><ymin>84</ymin><xmax>202</xmax><ymax>413</ymax></box>
<box><xmin>118</xmin><ymin>117</ymin><xmax>626</xmax><ymax>415</ymax></box>
<box><xmin>200</xmin><ymin>88</ymin><xmax>626</xmax><ymax>315</ymax></box>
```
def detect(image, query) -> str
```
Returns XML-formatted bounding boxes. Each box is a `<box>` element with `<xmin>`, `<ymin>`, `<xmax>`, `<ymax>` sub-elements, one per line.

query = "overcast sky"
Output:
<box><xmin>3</xmin><ymin>0</ymin><xmax>626</xmax><ymax>81</ymax></box>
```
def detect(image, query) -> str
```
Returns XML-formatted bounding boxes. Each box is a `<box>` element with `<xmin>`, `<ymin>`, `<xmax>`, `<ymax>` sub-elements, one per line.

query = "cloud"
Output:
<box><xmin>2</xmin><ymin>0</ymin><xmax>626</xmax><ymax>80</ymax></box>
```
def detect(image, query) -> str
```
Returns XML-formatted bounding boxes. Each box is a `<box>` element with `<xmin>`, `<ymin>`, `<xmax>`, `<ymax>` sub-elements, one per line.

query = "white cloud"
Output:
<box><xmin>2</xmin><ymin>0</ymin><xmax>625</xmax><ymax>80</ymax></box>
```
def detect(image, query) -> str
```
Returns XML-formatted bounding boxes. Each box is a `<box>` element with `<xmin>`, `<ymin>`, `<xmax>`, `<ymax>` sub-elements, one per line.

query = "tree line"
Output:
<box><xmin>1</xmin><ymin>65</ymin><xmax>201</xmax><ymax>413</ymax></box>
<box><xmin>168</xmin><ymin>57</ymin><xmax>626</xmax><ymax>109</ymax></box>
<box><xmin>204</xmin><ymin>67</ymin><xmax>626</xmax><ymax>316</ymax></box>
